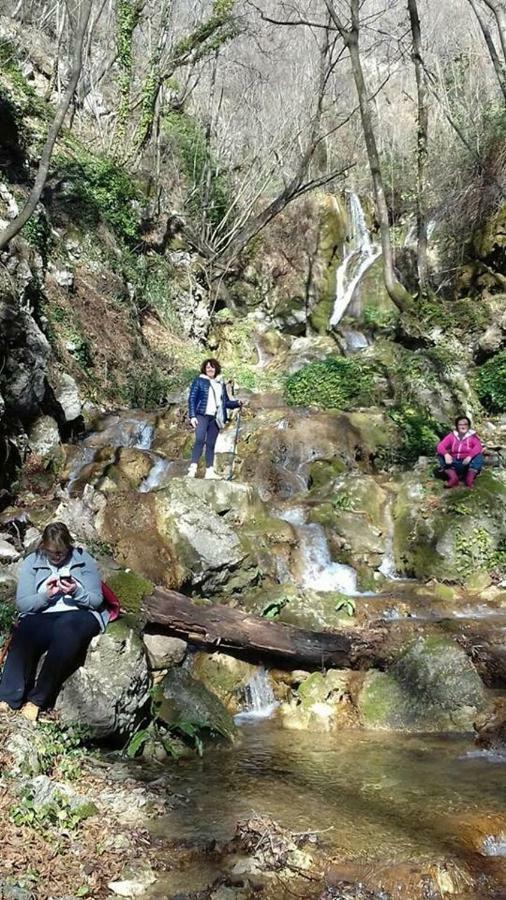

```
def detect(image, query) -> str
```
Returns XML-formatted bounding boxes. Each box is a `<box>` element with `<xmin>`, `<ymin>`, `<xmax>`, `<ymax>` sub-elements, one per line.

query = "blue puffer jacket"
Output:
<box><xmin>188</xmin><ymin>376</ymin><xmax>240</xmax><ymax>423</ymax></box>
<box><xmin>16</xmin><ymin>547</ymin><xmax>109</xmax><ymax>632</ymax></box>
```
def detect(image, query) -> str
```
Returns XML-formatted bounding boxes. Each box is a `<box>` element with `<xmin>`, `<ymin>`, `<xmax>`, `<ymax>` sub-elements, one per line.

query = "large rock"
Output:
<box><xmin>277</xmin><ymin>669</ymin><xmax>357</xmax><ymax>731</ymax></box>
<box><xmin>97</xmin><ymin>479</ymin><xmax>289</xmax><ymax>595</ymax></box>
<box><xmin>156</xmin><ymin>667</ymin><xmax>237</xmax><ymax>741</ymax></box>
<box><xmin>28</xmin><ymin>414</ymin><xmax>60</xmax><ymax>458</ymax></box>
<box><xmin>142</xmin><ymin>632</ymin><xmax>187</xmax><ymax>670</ymax></box>
<box><xmin>393</xmin><ymin>467</ymin><xmax>506</xmax><ymax>583</ymax></box>
<box><xmin>56</xmin><ymin>620</ymin><xmax>150</xmax><ymax>739</ymax></box>
<box><xmin>53</xmin><ymin>371</ymin><xmax>81</xmax><ymax>421</ymax></box>
<box><xmin>190</xmin><ymin>651</ymin><xmax>257</xmax><ymax>713</ymax></box>
<box><xmin>357</xmin><ymin>635</ymin><xmax>488</xmax><ymax>731</ymax></box>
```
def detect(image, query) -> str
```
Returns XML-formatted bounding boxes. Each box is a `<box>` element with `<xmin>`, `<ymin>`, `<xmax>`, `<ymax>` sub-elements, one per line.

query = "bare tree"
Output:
<box><xmin>407</xmin><ymin>0</ymin><xmax>429</xmax><ymax>287</ymax></box>
<box><xmin>0</xmin><ymin>0</ymin><xmax>93</xmax><ymax>252</ymax></box>
<box><xmin>467</xmin><ymin>0</ymin><xmax>506</xmax><ymax>99</ymax></box>
<box><xmin>323</xmin><ymin>0</ymin><xmax>412</xmax><ymax>312</ymax></box>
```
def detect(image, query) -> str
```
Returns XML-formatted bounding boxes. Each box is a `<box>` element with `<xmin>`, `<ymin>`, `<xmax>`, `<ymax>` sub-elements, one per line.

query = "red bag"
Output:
<box><xmin>101</xmin><ymin>582</ymin><xmax>121</xmax><ymax>622</ymax></box>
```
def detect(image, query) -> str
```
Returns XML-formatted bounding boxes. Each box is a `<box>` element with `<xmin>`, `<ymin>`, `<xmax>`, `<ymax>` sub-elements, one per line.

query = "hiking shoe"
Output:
<box><xmin>20</xmin><ymin>702</ymin><xmax>40</xmax><ymax>722</ymax></box>
<box><xmin>204</xmin><ymin>467</ymin><xmax>218</xmax><ymax>479</ymax></box>
<box><xmin>187</xmin><ymin>463</ymin><xmax>198</xmax><ymax>478</ymax></box>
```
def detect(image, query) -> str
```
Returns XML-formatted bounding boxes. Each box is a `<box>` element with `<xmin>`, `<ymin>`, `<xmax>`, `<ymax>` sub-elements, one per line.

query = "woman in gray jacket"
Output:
<box><xmin>0</xmin><ymin>522</ymin><xmax>108</xmax><ymax>721</ymax></box>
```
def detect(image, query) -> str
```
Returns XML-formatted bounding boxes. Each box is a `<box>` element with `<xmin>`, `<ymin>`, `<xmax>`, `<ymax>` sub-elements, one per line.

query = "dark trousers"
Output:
<box><xmin>437</xmin><ymin>453</ymin><xmax>484</xmax><ymax>480</ymax></box>
<box><xmin>190</xmin><ymin>414</ymin><xmax>219</xmax><ymax>467</ymax></box>
<box><xmin>0</xmin><ymin>610</ymin><xmax>100</xmax><ymax>710</ymax></box>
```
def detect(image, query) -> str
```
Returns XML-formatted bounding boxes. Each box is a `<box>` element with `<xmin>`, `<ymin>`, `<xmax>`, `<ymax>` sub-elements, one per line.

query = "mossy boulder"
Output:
<box><xmin>105</xmin><ymin>448</ymin><xmax>153</xmax><ymax>490</ymax></box>
<box><xmin>156</xmin><ymin>667</ymin><xmax>237</xmax><ymax>742</ymax></box>
<box><xmin>393</xmin><ymin>468</ymin><xmax>506</xmax><ymax>584</ymax></box>
<box><xmin>357</xmin><ymin>635</ymin><xmax>488</xmax><ymax>731</ymax></box>
<box><xmin>105</xmin><ymin>569</ymin><xmax>153</xmax><ymax>618</ymax></box>
<box><xmin>277</xmin><ymin>669</ymin><xmax>357</xmax><ymax>731</ymax></box>
<box><xmin>190</xmin><ymin>652</ymin><xmax>257</xmax><ymax>713</ymax></box>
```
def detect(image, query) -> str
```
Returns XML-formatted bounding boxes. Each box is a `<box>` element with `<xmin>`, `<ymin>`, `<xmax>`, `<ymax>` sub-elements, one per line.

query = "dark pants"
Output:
<box><xmin>191</xmin><ymin>414</ymin><xmax>219</xmax><ymax>467</ymax></box>
<box><xmin>437</xmin><ymin>453</ymin><xmax>484</xmax><ymax>480</ymax></box>
<box><xmin>0</xmin><ymin>610</ymin><xmax>100</xmax><ymax>710</ymax></box>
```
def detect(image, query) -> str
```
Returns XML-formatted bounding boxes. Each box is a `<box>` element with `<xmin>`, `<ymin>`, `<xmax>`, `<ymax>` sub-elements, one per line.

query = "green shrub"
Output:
<box><xmin>51</xmin><ymin>152</ymin><xmax>141</xmax><ymax>241</ymax></box>
<box><xmin>388</xmin><ymin>405</ymin><xmax>445</xmax><ymax>465</ymax></box>
<box><xmin>122</xmin><ymin>366</ymin><xmax>173</xmax><ymax>409</ymax></box>
<box><xmin>476</xmin><ymin>350</ymin><xmax>506</xmax><ymax>412</ymax></box>
<box><xmin>284</xmin><ymin>356</ymin><xmax>376</xmax><ymax>410</ymax></box>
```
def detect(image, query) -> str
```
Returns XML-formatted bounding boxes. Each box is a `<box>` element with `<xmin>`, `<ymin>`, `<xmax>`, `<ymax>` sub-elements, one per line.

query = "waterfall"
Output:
<box><xmin>235</xmin><ymin>667</ymin><xmax>278</xmax><ymax>721</ymax></box>
<box><xmin>139</xmin><ymin>454</ymin><xmax>171</xmax><ymax>493</ymax></box>
<box><xmin>330</xmin><ymin>192</ymin><xmax>381</xmax><ymax>328</ymax></box>
<box><xmin>278</xmin><ymin>508</ymin><xmax>359</xmax><ymax>595</ymax></box>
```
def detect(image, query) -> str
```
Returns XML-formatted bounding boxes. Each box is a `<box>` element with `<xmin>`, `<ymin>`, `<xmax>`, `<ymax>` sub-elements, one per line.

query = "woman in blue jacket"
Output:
<box><xmin>188</xmin><ymin>358</ymin><xmax>242</xmax><ymax>478</ymax></box>
<box><xmin>0</xmin><ymin>522</ymin><xmax>108</xmax><ymax>721</ymax></box>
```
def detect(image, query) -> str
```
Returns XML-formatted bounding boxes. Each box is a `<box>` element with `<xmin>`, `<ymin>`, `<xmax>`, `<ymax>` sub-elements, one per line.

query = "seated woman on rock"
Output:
<box><xmin>0</xmin><ymin>522</ymin><xmax>109</xmax><ymax>721</ymax></box>
<box><xmin>187</xmin><ymin>357</ymin><xmax>242</xmax><ymax>479</ymax></box>
<box><xmin>436</xmin><ymin>416</ymin><xmax>484</xmax><ymax>489</ymax></box>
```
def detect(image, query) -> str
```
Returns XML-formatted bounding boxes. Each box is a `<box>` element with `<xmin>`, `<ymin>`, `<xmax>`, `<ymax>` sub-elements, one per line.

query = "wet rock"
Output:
<box><xmin>474</xmin><ymin>699</ymin><xmax>506</xmax><ymax>750</ymax></box>
<box><xmin>157</xmin><ymin>667</ymin><xmax>237</xmax><ymax>741</ymax></box>
<box><xmin>190</xmin><ymin>652</ymin><xmax>257</xmax><ymax>713</ymax></box>
<box><xmin>108</xmin><ymin>870</ymin><xmax>156</xmax><ymax>897</ymax></box>
<box><xmin>142</xmin><ymin>632</ymin><xmax>187</xmax><ymax>670</ymax></box>
<box><xmin>358</xmin><ymin>635</ymin><xmax>488</xmax><ymax>731</ymax></box>
<box><xmin>105</xmin><ymin>447</ymin><xmax>153</xmax><ymax>491</ymax></box>
<box><xmin>56</xmin><ymin>619</ymin><xmax>150</xmax><ymax>739</ymax></box>
<box><xmin>278</xmin><ymin>669</ymin><xmax>356</xmax><ymax>731</ymax></box>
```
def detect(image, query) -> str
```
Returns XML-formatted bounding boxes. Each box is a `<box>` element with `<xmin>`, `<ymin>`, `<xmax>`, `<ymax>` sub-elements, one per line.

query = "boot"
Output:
<box><xmin>465</xmin><ymin>468</ymin><xmax>478</xmax><ymax>488</ymax></box>
<box><xmin>444</xmin><ymin>468</ymin><xmax>459</xmax><ymax>489</ymax></box>
<box><xmin>187</xmin><ymin>463</ymin><xmax>197</xmax><ymax>478</ymax></box>
<box><xmin>204</xmin><ymin>467</ymin><xmax>218</xmax><ymax>479</ymax></box>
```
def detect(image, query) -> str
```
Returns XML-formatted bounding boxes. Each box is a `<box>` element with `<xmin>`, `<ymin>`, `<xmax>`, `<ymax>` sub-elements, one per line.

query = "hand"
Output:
<box><xmin>46</xmin><ymin>579</ymin><xmax>60</xmax><ymax>599</ymax></box>
<box><xmin>59</xmin><ymin>576</ymin><xmax>77</xmax><ymax>594</ymax></box>
<box><xmin>190</xmin><ymin>417</ymin><xmax>198</xmax><ymax>429</ymax></box>
<box><xmin>462</xmin><ymin>456</ymin><xmax>472</xmax><ymax>465</ymax></box>
<box><xmin>444</xmin><ymin>453</ymin><xmax>453</xmax><ymax>465</ymax></box>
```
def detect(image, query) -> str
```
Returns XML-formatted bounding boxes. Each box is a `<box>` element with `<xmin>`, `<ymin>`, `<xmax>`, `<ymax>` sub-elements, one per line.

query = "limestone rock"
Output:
<box><xmin>190</xmin><ymin>651</ymin><xmax>257</xmax><ymax>713</ymax></box>
<box><xmin>28</xmin><ymin>414</ymin><xmax>60</xmax><ymax>458</ymax></box>
<box><xmin>56</xmin><ymin>619</ymin><xmax>150</xmax><ymax>739</ymax></box>
<box><xmin>142</xmin><ymin>632</ymin><xmax>187</xmax><ymax>670</ymax></box>
<box><xmin>0</xmin><ymin>538</ymin><xmax>20</xmax><ymax>562</ymax></box>
<box><xmin>54</xmin><ymin>371</ymin><xmax>81</xmax><ymax>421</ymax></box>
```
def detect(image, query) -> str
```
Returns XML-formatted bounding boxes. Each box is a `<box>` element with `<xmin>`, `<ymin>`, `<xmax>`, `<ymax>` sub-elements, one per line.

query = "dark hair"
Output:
<box><xmin>39</xmin><ymin>522</ymin><xmax>74</xmax><ymax>555</ymax></box>
<box><xmin>200</xmin><ymin>358</ymin><xmax>221</xmax><ymax>376</ymax></box>
<box><xmin>455</xmin><ymin>415</ymin><xmax>471</xmax><ymax>429</ymax></box>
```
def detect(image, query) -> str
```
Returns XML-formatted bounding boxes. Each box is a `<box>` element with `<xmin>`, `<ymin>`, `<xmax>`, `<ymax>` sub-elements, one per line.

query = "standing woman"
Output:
<box><xmin>0</xmin><ymin>522</ymin><xmax>109</xmax><ymax>721</ymax></box>
<box><xmin>187</xmin><ymin>358</ymin><xmax>242</xmax><ymax>479</ymax></box>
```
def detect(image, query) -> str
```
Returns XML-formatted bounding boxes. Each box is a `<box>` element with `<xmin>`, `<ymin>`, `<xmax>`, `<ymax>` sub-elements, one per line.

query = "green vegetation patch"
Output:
<box><xmin>105</xmin><ymin>569</ymin><xmax>153</xmax><ymax>616</ymax></box>
<box><xmin>51</xmin><ymin>151</ymin><xmax>141</xmax><ymax>241</ymax></box>
<box><xmin>387</xmin><ymin>405</ymin><xmax>445</xmax><ymax>466</ymax></box>
<box><xmin>284</xmin><ymin>356</ymin><xmax>377</xmax><ymax>410</ymax></box>
<box><xmin>476</xmin><ymin>350</ymin><xmax>506</xmax><ymax>412</ymax></box>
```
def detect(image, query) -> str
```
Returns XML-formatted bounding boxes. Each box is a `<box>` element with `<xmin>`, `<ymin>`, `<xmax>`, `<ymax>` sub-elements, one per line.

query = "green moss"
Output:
<box><xmin>105</xmin><ymin>570</ymin><xmax>153</xmax><ymax>616</ymax></box>
<box><xmin>386</xmin><ymin>405</ymin><xmax>445</xmax><ymax>466</ymax></box>
<box><xmin>307</xmin><ymin>459</ymin><xmax>347</xmax><ymax>490</ymax></box>
<box><xmin>358</xmin><ymin>671</ymin><xmax>406</xmax><ymax>728</ymax></box>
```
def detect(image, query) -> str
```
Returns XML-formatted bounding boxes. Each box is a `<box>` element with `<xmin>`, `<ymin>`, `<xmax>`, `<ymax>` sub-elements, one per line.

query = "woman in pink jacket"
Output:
<box><xmin>436</xmin><ymin>416</ymin><xmax>483</xmax><ymax>489</ymax></box>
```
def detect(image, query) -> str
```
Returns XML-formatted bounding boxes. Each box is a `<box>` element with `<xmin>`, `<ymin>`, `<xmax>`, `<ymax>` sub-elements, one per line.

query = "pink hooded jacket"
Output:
<box><xmin>437</xmin><ymin>430</ymin><xmax>482</xmax><ymax>461</ymax></box>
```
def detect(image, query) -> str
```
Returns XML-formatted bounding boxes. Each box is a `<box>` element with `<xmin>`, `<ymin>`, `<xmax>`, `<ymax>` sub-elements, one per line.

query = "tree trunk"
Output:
<box><xmin>324</xmin><ymin>0</ymin><xmax>412</xmax><ymax>311</ymax></box>
<box><xmin>0</xmin><ymin>0</ymin><xmax>93</xmax><ymax>252</ymax></box>
<box><xmin>143</xmin><ymin>588</ymin><xmax>379</xmax><ymax>669</ymax></box>
<box><xmin>407</xmin><ymin>0</ymin><xmax>429</xmax><ymax>287</ymax></box>
<box><xmin>468</xmin><ymin>0</ymin><xmax>506</xmax><ymax>100</ymax></box>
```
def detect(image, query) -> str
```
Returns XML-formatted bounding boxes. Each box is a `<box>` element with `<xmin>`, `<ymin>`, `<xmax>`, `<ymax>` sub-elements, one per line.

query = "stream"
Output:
<box><xmin>63</xmin><ymin>410</ymin><xmax>506</xmax><ymax>897</ymax></box>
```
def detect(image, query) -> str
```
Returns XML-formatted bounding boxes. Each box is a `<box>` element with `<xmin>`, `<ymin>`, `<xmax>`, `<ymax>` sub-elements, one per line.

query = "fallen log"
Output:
<box><xmin>143</xmin><ymin>588</ymin><xmax>379</xmax><ymax>670</ymax></box>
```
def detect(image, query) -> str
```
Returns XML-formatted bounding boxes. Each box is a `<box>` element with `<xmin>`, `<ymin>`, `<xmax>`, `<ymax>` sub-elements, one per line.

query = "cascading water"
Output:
<box><xmin>330</xmin><ymin>192</ymin><xmax>381</xmax><ymax>328</ymax></box>
<box><xmin>279</xmin><ymin>508</ymin><xmax>359</xmax><ymax>595</ymax></box>
<box><xmin>235</xmin><ymin>667</ymin><xmax>278</xmax><ymax>721</ymax></box>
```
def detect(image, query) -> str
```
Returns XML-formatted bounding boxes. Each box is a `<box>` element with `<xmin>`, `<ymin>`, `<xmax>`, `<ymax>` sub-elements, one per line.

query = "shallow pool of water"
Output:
<box><xmin>152</xmin><ymin>722</ymin><xmax>506</xmax><ymax>865</ymax></box>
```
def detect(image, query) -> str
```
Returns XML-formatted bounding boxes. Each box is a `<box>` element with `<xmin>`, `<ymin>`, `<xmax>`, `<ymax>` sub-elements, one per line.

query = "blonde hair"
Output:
<box><xmin>39</xmin><ymin>522</ymin><xmax>74</xmax><ymax>555</ymax></box>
